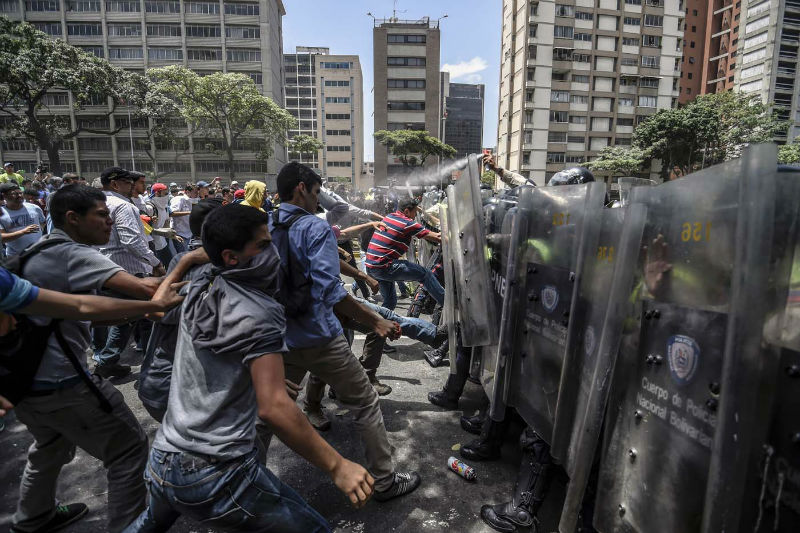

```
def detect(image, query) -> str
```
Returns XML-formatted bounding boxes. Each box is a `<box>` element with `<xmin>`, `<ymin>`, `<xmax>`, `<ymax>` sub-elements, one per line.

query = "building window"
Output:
<box><xmin>226</xmin><ymin>26</ymin><xmax>260</xmax><ymax>39</ymax></box>
<box><xmin>688</xmin><ymin>56</ymin><xmax>695</xmax><ymax>64</ymax></box>
<box><xmin>321</xmin><ymin>61</ymin><xmax>353</xmax><ymax>69</ymax></box>
<box><xmin>574</xmin><ymin>33</ymin><xmax>592</xmax><ymax>42</ymax></box>
<box><xmin>387</xmin><ymin>34</ymin><xmax>426</xmax><ymax>43</ymax></box>
<box><xmin>639</xmin><ymin>77</ymin><xmax>659</xmax><ymax>88</ymax></box>
<box><xmin>326</xmin><ymin>113</ymin><xmax>351</xmax><ymax>120</ymax></box>
<box><xmin>109</xmin><ymin>47</ymin><xmax>144</xmax><ymax>59</ymax></box>
<box><xmin>78</xmin><ymin>46</ymin><xmax>104</xmax><ymax>57</ymax></box>
<box><xmin>625</xmin><ymin>0</ymin><xmax>642</xmax><ymax>4</ymax></box>
<box><xmin>227</xmin><ymin>49</ymin><xmax>261</xmax><ymax>62</ymax></box>
<box><xmin>326</xmin><ymin>96</ymin><xmax>351</xmax><ymax>104</ymax></box>
<box><xmin>146</xmin><ymin>24</ymin><xmax>181</xmax><ymax>37</ymax></box>
<box><xmin>328</xmin><ymin>161</ymin><xmax>352</xmax><ymax>167</ymax></box>
<box><xmin>148</xmin><ymin>47</ymin><xmax>183</xmax><ymax>60</ymax></box>
<box><xmin>105</xmin><ymin>0</ymin><xmax>140</xmax><ymax>12</ymax></box>
<box><xmin>144</xmin><ymin>0</ymin><xmax>179</xmax><ymax>12</ymax></box>
<box><xmin>185</xmin><ymin>1</ymin><xmax>219</xmax><ymax>14</ymax></box>
<box><xmin>550</xmin><ymin>111</ymin><xmax>569</xmax><ymax>123</ymax></box>
<box><xmin>574</xmin><ymin>53</ymin><xmax>591</xmax><ymax>63</ymax></box>
<box><xmin>641</xmin><ymin>56</ymin><xmax>660</xmax><ymax>68</ymax></box>
<box><xmin>548</xmin><ymin>131</ymin><xmax>567</xmax><ymax>143</ymax></box>
<box><xmin>565</xmin><ymin>155</ymin><xmax>584</xmax><ymax>164</ymax></box>
<box><xmin>642</xmin><ymin>35</ymin><xmax>662</xmax><ymax>48</ymax></box>
<box><xmin>109</xmin><ymin>23</ymin><xmax>143</xmax><ymax>36</ymax></box>
<box><xmin>33</xmin><ymin>22</ymin><xmax>63</xmax><ymax>35</ymax></box>
<box><xmin>224</xmin><ymin>2</ymin><xmax>259</xmax><ymax>15</ymax></box>
<box><xmin>551</xmin><ymin>90</ymin><xmax>570</xmax><ymax>102</ymax></box>
<box><xmin>616</xmin><ymin>137</ymin><xmax>632</xmax><ymax>146</ymax></box>
<box><xmin>572</xmin><ymin>74</ymin><xmax>590</xmax><ymax>83</ymax></box>
<box><xmin>248</xmin><ymin>72</ymin><xmax>262</xmax><ymax>84</ymax></box>
<box><xmin>387</xmin><ymin>122</ymin><xmax>425</xmax><ymax>130</ymax></box>
<box><xmin>40</xmin><ymin>92</ymin><xmax>70</xmax><ymax>106</ymax></box>
<box><xmin>619</xmin><ymin>97</ymin><xmax>634</xmax><ymax>106</ymax></box>
<box><xmin>326</xmin><ymin>129</ymin><xmax>351</xmax><ymax>136</ymax></box>
<box><xmin>617</xmin><ymin>118</ymin><xmax>634</xmax><ymax>126</ymax></box>
<box><xmin>745</xmin><ymin>16</ymin><xmax>769</xmax><ymax>34</ymax></box>
<box><xmin>326</xmin><ymin>145</ymin><xmax>351</xmax><ymax>152</ymax></box>
<box><xmin>570</xmin><ymin>94</ymin><xmax>588</xmax><ymax>104</ymax></box>
<box><xmin>623</xmin><ymin>16</ymin><xmax>640</xmax><ymax>25</ymax></box>
<box><xmin>187</xmin><ymin>48</ymin><xmax>222</xmax><ymax>61</ymax></box>
<box><xmin>27</xmin><ymin>0</ymin><xmax>60</xmax><ymax>11</ymax></box>
<box><xmin>569</xmin><ymin>115</ymin><xmax>587</xmax><ymax>124</ymax></box>
<box><xmin>552</xmin><ymin>71</ymin><xmax>569</xmax><ymax>81</ymax></box>
<box><xmin>638</xmin><ymin>95</ymin><xmax>657</xmax><ymax>107</ymax></box>
<box><xmin>622</xmin><ymin>37</ymin><xmax>639</xmax><ymax>46</ymax></box>
<box><xmin>554</xmin><ymin>25</ymin><xmax>574</xmax><ymax>39</ymax></box>
<box><xmin>547</xmin><ymin>152</ymin><xmax>566</xmax><ymax>164</ymax></box>
<box><xmin>575</xmin><ymin>11</ymin><xmax>593</xmax><ymax>20</ymax></box>
<box><xmin>387</xmin><ymin>57</ymin><xmax>426</xmax><ymax>67</ymax></box>
<box><xmin>324</xmin><ymin>80</ymin><xmax>351</xmax><ymax>87</ymax></box>
<box><xmin>186</xmin><ymin>25</ymin><xmax>221</xmax><ymax>38</ymax></box>
<box><xmin>555</xmin><ymin>4</ymin><xmax>574</xmax><ymax>16</ymax></box>
<box><xmin>387</xmin><ymin>101</ymin><xmax>424</xmax><ymax>110</ymax></box>
<box><xmin>644</xmin><ymin>14</ymin><xmax>663</xmax><ymax>27</ymax></box>
<box><xmin>387</xmin><ymin>79</ymin><xmax>425</xmax><ymax>88</ymax></box>
<box><xmin>0</xmin><ymin>0</ymin><xmax>18</xmax><ymax>12</ymax></box>
<box><xmin>621</xmin><ymin>57</ymin><xmax>638</xmax><ymax>66</ymax></box>
<box><xmin>568</xmin><ymin>135</ymin><xmax>584</xmax><ymax>144</ymax></box>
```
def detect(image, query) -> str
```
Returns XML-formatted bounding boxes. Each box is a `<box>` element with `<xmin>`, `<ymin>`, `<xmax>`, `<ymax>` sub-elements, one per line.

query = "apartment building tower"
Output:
<box><xmin>735</xmin><ymin>0</ymin><xmax>797</xmax><ymax>142</ymax></box>
<box><xmin>284</xmin><ymin>46</ymin><xmax>364</xmax><ymax>189</ymax></box>
<box><xmin>444</xmin><ymin>82</ymin><xmax>485</xmax><ymax>158</ymax></box>
<box><xmin>373</xmin><ymin>16</ymin><xmax>442</xmax><ymax>186</ymax></box>
<box><xmin>496</xmin><ymin>0</ymin><xmax>683</xmax><ymax>184</ymax></box>
<box><xmin>0</xmin><ymin>0</ymin><xmax>286</xmax><ymax>180</ymax></box>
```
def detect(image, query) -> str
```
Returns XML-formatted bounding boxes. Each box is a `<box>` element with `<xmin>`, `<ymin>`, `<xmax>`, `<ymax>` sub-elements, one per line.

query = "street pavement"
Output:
<box><xmin>0</xmin><ymin>298</ymin><xmax>568</xmax><ymax>532</ymax></box>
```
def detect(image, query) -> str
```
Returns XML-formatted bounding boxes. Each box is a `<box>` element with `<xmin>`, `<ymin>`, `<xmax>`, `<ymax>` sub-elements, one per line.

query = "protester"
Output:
<box><xmin>195</xmin><ymin>180</ymin><xmax>210</xmax><ymax>200</ymax></box>
<box><xmin>169</xmin><ymin>184</ymin><xmax>194</xmax><ymax>253</ymax></box>
<box><xmin>145</xmin><ymin>183</ymin><xmax>177</xmax><ymax>267</ymax></box>
<box><xmin>0</xmin><ymin>182</ymin><xmax>46</xmax><ymax>257</ymax></box>
<box><xmin>233</xmin><ymin>188</ymin><xmax>246</xmax><ymax>203</ymax></box>
<box><xmin>243</xmin><ymin>179</ymin><xmax>266</xmax><ymax>211</ymax></box>
<box><xmin>2</xmin><ymin>162</ymin><xmax>24</xmax><ymax>185</ymax></box>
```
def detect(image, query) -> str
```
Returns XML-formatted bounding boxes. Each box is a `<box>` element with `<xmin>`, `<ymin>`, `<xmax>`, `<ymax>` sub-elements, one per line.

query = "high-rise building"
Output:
<box><xmin>283</xmin><ymin>46</ymin><xmax>364</xmax><ymax>189</ymax></box>
<box><xmin>679</xmin><ymin>0</ymin><xmax>740</xmax><ymax>104</ymax></box>
<box><xmin>735</xmin><ymin>0</ymin><xmax>796</xmax><ymax>142</ymax></box>
<box><xmin>496</xmin><ymin>0</ymin><xmax>683</xmax><ymax>184</ymax></box>
<box><xmin>372</xmin><ymin>16</ymin><xmax>442</xmax><ymax>186</ymax></box>
<box><xmin>0</xmin><ymin>0</ymin><xmax>286</xmax><ymax>181</ymax></box>
<box><xmin>444</xmin><ymin>82</ymin><xmax>485</xmax><ymax>158</ymax></box>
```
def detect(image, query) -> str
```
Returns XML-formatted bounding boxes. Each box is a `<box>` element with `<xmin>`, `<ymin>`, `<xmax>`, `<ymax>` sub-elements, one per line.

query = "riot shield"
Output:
<box><xmin>439</xmin><ymin>202</ymin><xmax>459</xmax><ymax>372</ymax></box>
<box><xmin>617</xmin><ymin>177</ymin><xmax>656</xmax><ymax>207</ymax></box>
<box><xmin>447</xmin><ymin>153</ymin><xmax>499</xmax><ymax>347</ymax></box>
<box><xmin>479</xmin><ymin>193</ymin><xmax>520</xmax><ymax>414</ymax></box>
<box><xmin>502</xmin><ymin>182</ymin><xmax>607</xmax><ymax>439</ymax></box>
<box><xmin>553</xmin><ymin>203</ymin><xmax>647</xmax><ymax>533</ymax></box>
<box><xmin>593</xmin><ymin>144</ymin><xmax>795</xmax><ymax>533</ymax></box>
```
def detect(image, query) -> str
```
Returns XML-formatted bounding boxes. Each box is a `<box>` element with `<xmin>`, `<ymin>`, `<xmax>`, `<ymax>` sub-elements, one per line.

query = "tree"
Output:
<box><xmin>0</xmin><ymin>17</ymin><xmax>144</xmax><ymax>174</ymax></box>
<box><xmin>148</xmin><ymin>66</ymin><xmax>296</xmax><ymax>179</ymax></box>
<box><xmin>288</xmin><ymin>134</ymin><xmax>323</xmax><ymax>165</ymax></box>
<box><xmin>778</xmin><ymin>137</ymin><xmax>800</xmax><ymax>165</ymax></box>
<box><xmin>585</xmin><ymin>146</ymin><xmax>650</xmax><ymax>177</ymax></box>
<box><xmin>481</xmin><ymin>169</ymin><xmax>497</xmax><ymax>187</ymax></box>
<box><xmin>373</xmin><ymin>129</ymin><xmax>456</xmax><ymax>168</ymax></box>
<box><xmin>634</xmin><ymin>92</ymin><xmax>787</xmax><ymax>179</ymax></box>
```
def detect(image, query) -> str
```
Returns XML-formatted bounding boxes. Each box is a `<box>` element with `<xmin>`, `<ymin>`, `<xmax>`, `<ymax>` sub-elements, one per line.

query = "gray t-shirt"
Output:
<box><xmin>154</xmin><ymin>264</ymin><xmax>288</xmax><ymax>459</ymax></box>
<box><xmin>22</xmin><ymin>230</ymin><xmax>124</xmax><ymax>383</ymax></box>
<box><xmin>0</xmin><ymin>202</ymin><xmax>46</xmax><ymax>256</ymax></box>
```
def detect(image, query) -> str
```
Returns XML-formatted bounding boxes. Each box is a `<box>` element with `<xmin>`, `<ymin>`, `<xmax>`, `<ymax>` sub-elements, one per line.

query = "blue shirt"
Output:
<box><xmin>0</xmin><ymin>267</ymin><xmax>39</xmax><ymax>312</ymax></box>
<box><xmin>270</xmin><ymin>203</ymin><xmax>348</xmax><ymax>349</ymax></box>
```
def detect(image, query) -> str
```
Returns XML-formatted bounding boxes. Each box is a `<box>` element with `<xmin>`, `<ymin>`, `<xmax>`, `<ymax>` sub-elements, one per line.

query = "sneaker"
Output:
<box><xmin>302</xmin><ymin>405</ymin><xmax>331</xmax><ymax>431</ymax></box>
<box><xmin>373</xmin><ymin>471</ymin><xmax>421</xmax><ymax>502</ymax></box>
<box><xmin>11</xmin><ymin>503</ymin><xmax>89</xmax><ymax>533</ymax></box>
<box><xmin>369</xmin><ymin>377</ymin><xmax>392</xmax><ymax>396</ymax></box>
<box><xmin>93</xmin><ymin>362</ymin><xmax>131</xmax><ymax>379</ymax></box>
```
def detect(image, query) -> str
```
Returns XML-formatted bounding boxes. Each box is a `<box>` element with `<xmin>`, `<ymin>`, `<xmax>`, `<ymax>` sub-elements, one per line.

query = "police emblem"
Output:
<box><xmin>666</xmin><ymin>335</ymin><xmax>700</xmax><ymax>386</ymax></box>
<box><xmin>584</xmin><ymin>325</ymin><xmax>596</xmax><ymax>358</ymax></box>
<box><xmin>541</xmin><ymin>285</ymin><xmax>559</xmax><ymax>313</ymax></box>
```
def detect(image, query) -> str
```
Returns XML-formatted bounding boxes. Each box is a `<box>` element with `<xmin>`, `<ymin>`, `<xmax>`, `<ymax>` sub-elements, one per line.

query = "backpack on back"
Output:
<box><xmin>270</xmin><ymin>211</ymin><xmax>314</xmax><ymax>318</ymax></box>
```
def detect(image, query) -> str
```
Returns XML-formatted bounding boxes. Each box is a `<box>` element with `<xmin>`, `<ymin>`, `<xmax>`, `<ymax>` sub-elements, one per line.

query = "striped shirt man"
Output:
<box><xmin>99</xmin><ymin>190</ymin><xmax>160</xmax><ymax>275</ymax></box>
<box><xmin>365</xmin><ymin>211</ymin><xmax>430</xmax><ymax>269</ymax></box>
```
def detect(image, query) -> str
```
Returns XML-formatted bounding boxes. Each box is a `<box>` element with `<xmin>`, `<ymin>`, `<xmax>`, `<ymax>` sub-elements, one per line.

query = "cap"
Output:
<box><xmin>0</xmin><ymin>182</ymin><xmax>20</xmax><ymax>195</ymax></box>
<box><xmin>196</xmin><ymin>180</ymin><xmax>210</xmax><ymax>188</ymax></box>
<box><xmin>331</xmin><ymin>225</ymin><xmax>342</xmax><ymax>240</ymax></box>
<box><xmin>100</xmin><ymin>166</ymin><xmax>136</xmax><ymax>184</ymax></box>
<box><xmin>234</xmin><ymin>189</ymin><xmax>246</xmax><ymax>199</ymax></box>
<box><xmin>3</xmin><ymin>162</ymin><xmax>13</xmax><ymax>168</ymax></box>
<box><xmin>151</xmin><ymin>183</ymin><xmax>168</xmax><ymax>193</ymax></box>
<box><xmin>169</xmin><ymin>182</ymin><xmax>178</xmax><ymax>188</ymax></box>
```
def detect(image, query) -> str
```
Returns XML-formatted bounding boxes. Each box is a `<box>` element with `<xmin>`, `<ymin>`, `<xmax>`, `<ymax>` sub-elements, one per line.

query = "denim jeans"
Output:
<box><xmin>367</xmin><ymin>260</ymin><xmax>445</xmax><ymax>311</ymax></box>
<box><xmin>123</xmin><ymin>447</ymin><xmax>330</xmax><ymax>533</ymax></box>
<box><xmin>93</xmin><ymin>322</ymin><xmax>133</xmax><ymax>366</ymax></box>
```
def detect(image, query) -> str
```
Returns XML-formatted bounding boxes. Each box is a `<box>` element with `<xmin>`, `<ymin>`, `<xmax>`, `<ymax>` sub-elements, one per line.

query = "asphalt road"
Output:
<box><xmin>0</xmin><ymin>299</ymin><xmax>568</xmax><ymax>532</ymax></box>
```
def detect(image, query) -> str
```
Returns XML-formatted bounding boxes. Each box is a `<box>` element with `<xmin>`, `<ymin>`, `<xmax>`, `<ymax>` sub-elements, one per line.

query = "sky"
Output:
<box><xmin>282</xmin><ymin>0</ymin><xmax>502</xmax><ymax>161</ymax></box>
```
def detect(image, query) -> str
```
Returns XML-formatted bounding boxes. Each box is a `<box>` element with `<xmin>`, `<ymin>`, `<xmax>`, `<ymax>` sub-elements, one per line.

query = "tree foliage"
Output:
<box><xmin>585</xmin><ymin>146</ymin><xmax>649</xmax><ymax>177</ymax></box>
<box><xmin>778</xmin><ymin>137</ymin><xmax>800</xmax><ymax>165</ymax></box>
<box><xmin>0</xmin><ymin>17</ymin><xmax>144</xmax><ymax>174</ymax></box>
<box><xmin>481</xmin><ymin>169</ymin><xmax>496</xmax><ymax>187</ymax></box>
<box><xmin>288</xmin><ymin>134</ymin><xmax>323</xmax><ymax>161</ymax></box>
<box><xmin>373</xmin><ymin>129</ymin><xmax>456</xmax><ymax>167</ymax></box>
<box><xmin>633</xmin><ymin>92</ymin><xmax>787</xmax><ymax>179</ymax></box>
<box><xmin>148</xmin><ymin>66</ymin><xmax>296</xmax><ymax>179</ymax></box>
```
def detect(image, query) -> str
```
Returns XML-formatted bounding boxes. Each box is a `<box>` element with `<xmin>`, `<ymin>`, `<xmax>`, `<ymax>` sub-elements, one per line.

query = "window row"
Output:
<box><xmin>326</xmin><ymin>145</ymin><xmax>351</xmax><ymax>152</ymax></box>
<box><xmin>328</xmin><ymin>161</ymin><xmax>352</xmax><ymax>167</ymax></box>
<box><xmin>325</xmin><ymin>113</ymin><xmax>350</xmax><ymax>120</ymax></box>
<box><xmin>387</xmin><ymin>57</ymin><xmax>426</xmax><ymax>67</ymax></box>
<box><xmin>324</xmin><ymin>80</ymin><xmax>350</xmax><ymax>87</ymax></box>
<box><xmin>326</xmin><ymin>129</ymin><xmax>351</xmax><ymax>136</ymax></box>
<box><xmin>387</xmin><ymin>34</ymin><xmax>426</xmax><ymax>44</ymax></box>
<box><xmin>387</xmin><ymin>101</ymin><xmax>425</xmax><ymax>111</ymax></box>
<box><xmin>25</xmin><ymin>0</ymin><xmax>261</xmax><ymax>13</ymax></box>
<box><xmin>387</xmin><ymin>79</ymin><xmax>426</xmax><ymax>89</ymax></box>
<box><xmin>325</xmin><ymin>97</ymin><xmax>350</xmax><ymax>103</ymax></box>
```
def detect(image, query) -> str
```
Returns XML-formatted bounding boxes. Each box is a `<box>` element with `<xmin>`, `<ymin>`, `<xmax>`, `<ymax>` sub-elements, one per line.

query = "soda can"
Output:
<box><xmin>448</xmin><ymin>456</ymin><xmax>477</xmax><ymax>481</ymax></box>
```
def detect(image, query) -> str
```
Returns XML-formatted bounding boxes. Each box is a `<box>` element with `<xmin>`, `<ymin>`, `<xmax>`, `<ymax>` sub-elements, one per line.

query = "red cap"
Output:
<box><xmin>151</xmin><ymin>183</ymin><xmax>167</xmax><ymax>193</ymax></box>
<box><xmin>234</xmin><ymin>189</ymin><xmax>246</xmax><ymax>198</ymax></box>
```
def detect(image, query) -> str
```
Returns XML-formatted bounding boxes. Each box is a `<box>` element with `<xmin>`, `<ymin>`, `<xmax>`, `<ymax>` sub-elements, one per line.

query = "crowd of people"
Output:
<box><xmin>0</xmin><ymin>159</ymin><xmax>479</xmax><ymax>533</ymax></box>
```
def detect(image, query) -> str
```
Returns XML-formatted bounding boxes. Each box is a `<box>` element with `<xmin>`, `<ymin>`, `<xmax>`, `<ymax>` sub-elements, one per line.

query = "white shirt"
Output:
<box><xmin>169</xmin><ymin>194</ymin><xmax>192</xmax><ymax>240</ymax></box>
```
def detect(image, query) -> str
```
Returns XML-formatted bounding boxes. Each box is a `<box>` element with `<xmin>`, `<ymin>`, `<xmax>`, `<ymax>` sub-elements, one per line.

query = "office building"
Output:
<box><xmin>0</xmin><ymin>0</ymin><xmax>286</xmax><ymax>181</ymax></box>
<box><xmin>444</xmin><ymin>82</ymin><xmax>485</xmax><ymax>158</ymax></box>
<box><xmin>284</xmin><ymin>46</ymin><xmax>364</xmax><ymax>189</ymax></box>
<box><xmin>496</xmin><ymin>0</ymin><xmax>683</xmax><ymax>184</ymax></box>
<box><xmin>372</xmin><ymin>16</ymin><xmax>442</xmax><ymax>186</ymax></box>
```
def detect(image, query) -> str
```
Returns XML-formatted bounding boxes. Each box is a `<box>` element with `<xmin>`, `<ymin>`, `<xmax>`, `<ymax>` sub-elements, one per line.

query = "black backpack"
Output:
<box><xmin>270</xmin><ymin>211</ymin><xmax>314</xmax><ymax>318</ymax></box>
<box><xmin>0</xmin><ymin>239</ymin><xmax>112</xmax><ymax>411</ymax></box>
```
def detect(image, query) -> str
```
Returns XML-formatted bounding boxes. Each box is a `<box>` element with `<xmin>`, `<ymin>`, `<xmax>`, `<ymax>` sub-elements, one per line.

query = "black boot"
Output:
<box><xmin>424</xmin><ymin>338</ymin><xmax>449</xmax><ymax>368</ymax></box>
<box><xmin>460</xmin><ymin>415</ymin><xmax>506</xmax><ymax>462</ymax></box>
<box><xmin>460</xmin><ymin>413</ymin><xmax>484</xmax><ymax>435</ymax></box>
<box><xmin>427</xmin><ymin>390</ymin><xmax>458</xmax><ymax>409</ymax></box>
<box><xmin>480</xmin><ymin>428</ymin><xmax>552</xmax><ymax>533</ymax></box>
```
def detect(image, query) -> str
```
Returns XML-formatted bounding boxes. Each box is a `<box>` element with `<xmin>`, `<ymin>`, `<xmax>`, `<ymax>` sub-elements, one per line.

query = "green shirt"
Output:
<box><xmin>0</xmin><ymin>171</ymin><xmax>23</xmax><ymax>185</ymax></box>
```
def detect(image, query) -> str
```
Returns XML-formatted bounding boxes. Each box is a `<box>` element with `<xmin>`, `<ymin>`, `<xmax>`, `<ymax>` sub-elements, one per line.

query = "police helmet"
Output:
<box><xmin>547</xmin><ymin>167</ymin><xmax>595</xmax><ymax>186</ymax></box>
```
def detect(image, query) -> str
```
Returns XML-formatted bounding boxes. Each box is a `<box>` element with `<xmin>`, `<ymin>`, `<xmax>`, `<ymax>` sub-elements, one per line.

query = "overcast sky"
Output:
<box><xmin>282</xmin><ymin>0</ymin><xmax>502</xmax><ymax>160</ymax></box>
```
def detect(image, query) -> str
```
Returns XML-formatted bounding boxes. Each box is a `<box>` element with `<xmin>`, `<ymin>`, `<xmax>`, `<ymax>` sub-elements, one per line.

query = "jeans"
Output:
<box><xmin>94</xmin><ymin>322</ymin><xmax>133</xmax><ymax>366</ymax></box>
<box><xmin>367</xmin><ymin>260</ymin><xmax>445</xmax><ymax>311</ymax></box>
<box><xmin>124</xmin><ymin>448</ymin><xmax>329</xmax><ymax>533</ymax></box>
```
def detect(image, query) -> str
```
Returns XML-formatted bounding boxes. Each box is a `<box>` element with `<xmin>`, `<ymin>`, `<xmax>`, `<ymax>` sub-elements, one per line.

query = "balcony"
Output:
<box><xmin>776</xmin><ymin>82</ymin><xmax>795</xmax><ymax>92</ymax></box>
<box><xmin>778</xmin><ymin>67</ymin><xmax>797</xmax><ymax>76</ymax></box>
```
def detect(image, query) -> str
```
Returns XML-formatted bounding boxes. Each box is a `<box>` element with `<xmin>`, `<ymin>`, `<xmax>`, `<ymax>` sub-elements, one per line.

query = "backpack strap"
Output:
<box><xmin>273</xmin><ymin>210</ymin><xmax>308</xmax><ymax>229</ymax></box>
<box><xmin>52</xmin><ymin>323</ymin><xmax>113</xmax><ymax>413</ymax></box>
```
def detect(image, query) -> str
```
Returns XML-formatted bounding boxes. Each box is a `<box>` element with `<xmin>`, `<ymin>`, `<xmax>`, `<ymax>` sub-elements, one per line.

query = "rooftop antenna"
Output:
<box><xmin>392</xmin><ymin>0</ymin><xmax>406</xmax><ymax>22</ymax></box>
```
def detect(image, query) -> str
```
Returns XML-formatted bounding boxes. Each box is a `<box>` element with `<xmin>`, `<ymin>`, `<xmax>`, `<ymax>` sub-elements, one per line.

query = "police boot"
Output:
<box><xmin>460</xmin><ymin>416</ymin><xmax>505</xmax><ymax>461</ymax></box>
<box><xmin>459</xmin><ymin>412</ymin><xmax>484</xmax><ymax>435</ymax></box>
<box><xmin>424</xmin><ymin>339</ymin><xmax>450</xmax><ymax>368</ymax></box>
<box><xmin>480</xmin><ymin>429</ymin><xmax>552</xmax><ymax>532</ymax></box>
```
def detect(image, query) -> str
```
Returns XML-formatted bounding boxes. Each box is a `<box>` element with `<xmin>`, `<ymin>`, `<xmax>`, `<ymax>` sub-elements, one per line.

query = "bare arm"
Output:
<box><xmin>251</xmin><ymin>354</ymin><xmax>374</xmax><ymax>507</ymax></box>
<box><xmin>333</xmin><ymin>294</ymin><xmax>397</xmax><ymax>338</ymax></box>
<box><xmin>170</xmin><ymin>211</ymin><xmax>191</xmax><ymax>217</ymax></box>
<box><xmin>1</xmin><ymin>225</ymin><xmax>40</xmax><ymax>242</ymax></box>
<box><xmin>148</xmin><ymin>248</ymin><xmax>210</xmax><ymax>319</ymax></box>
<box><xmin>339</xmin><ymin>260</ymin><xmax>379</xmax><ymax>294</ymax></box>
<box><xmin>339</xmin><ymin>220</ymin><xmax>380</xmax><ymax>239</ymax></box>
<box><xmin>103</xmin><ymin>271</ymin><xmax>162</xmax><ymax>300</ymax></box>
<box><xmin>421</xmin><ymin>231</ymin><xmax>441</xmax><ymax>244</ymax></box>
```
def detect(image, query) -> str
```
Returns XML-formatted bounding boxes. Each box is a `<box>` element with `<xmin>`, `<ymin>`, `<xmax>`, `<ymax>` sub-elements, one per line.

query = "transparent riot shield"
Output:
<box><xmin>553</xmin><ymin>203</ymin><xmax>647</xmax><ymax>533</ymax></box>
<box><xmin>502</xmin><ymin>182</ymin><xmax>607</xmax><ymax>439</ymax></box>
<box><xmin>448</xmin><ymin>153</ymin><xmax>499</xmax><ymax>347</ymax></box>
<box><xmin>479</xmin><ymin>193</ymin><xmax>520</xmax><ymax>413</ymax></box>
<box><xmin>439</xmin><ymin>202</ymin><xmax>459</xmax><ymax>372</ymax></box>
<box><xmin>617</xmin><ymin>177</ymin><xmax>656</xmax><ymax>207</ymax></box>
<box><xmin>593</xmin><ymin>145</ymin><xmax>793</xmax><ymax>533</ymax></box>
